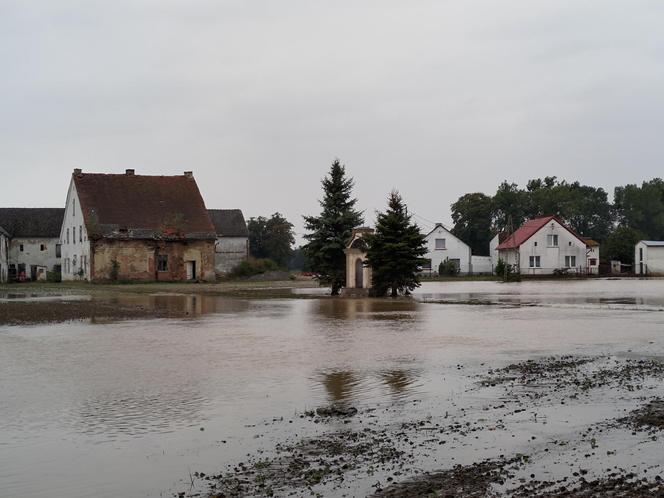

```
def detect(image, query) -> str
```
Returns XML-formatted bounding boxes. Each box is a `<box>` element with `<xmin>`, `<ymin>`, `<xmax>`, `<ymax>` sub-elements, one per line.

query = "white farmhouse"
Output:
<box><xmin>635</xmin><ymin>241</ymin><xmax>664</xmax><ymax>276</ymax></box>
<box><xmin>422</xmin><ymin>223</ymin><xmax>472</xmax><ymax>274</ymax></box>
<box><xmin>496</xmin><ymin>216</ymin><xmax>591</xmax><ymax>275</ymax></box>
<box><xmin>207</xmin><ymin>209</ymin><xmax>249</xmax><ymax>275</ymax></box>
<box><xmin>0</xmin><ymin>208</ymin><xmax>64</xmax><ymax>281</ymax></box>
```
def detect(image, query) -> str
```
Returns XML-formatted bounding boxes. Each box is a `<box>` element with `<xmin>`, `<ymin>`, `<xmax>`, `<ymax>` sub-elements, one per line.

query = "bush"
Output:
<box><xmin>46</xmin><ymin>270</ymin><xmax>61</xmax><ymax>283</ymax></box>
<box><xmin>438</xmin><ymin>258</ymin><xmax>460</xmax><ymax>276</ymax></box>
<box><xmin>230</xmin><ymin>258</ymin><xmax>281</xmax><ymax>278</ymax></box>
<box><xmin>495</xmin><ymin>258</ymin><xmax>520</xmax><ymax>282</ymax></box>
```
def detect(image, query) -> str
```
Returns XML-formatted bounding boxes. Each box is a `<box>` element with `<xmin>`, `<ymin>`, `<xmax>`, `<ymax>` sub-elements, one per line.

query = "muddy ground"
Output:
<box><xmin>183</xmin><ymin>355</ymin><xmax>664</xmax><ymax>498</ymax></box>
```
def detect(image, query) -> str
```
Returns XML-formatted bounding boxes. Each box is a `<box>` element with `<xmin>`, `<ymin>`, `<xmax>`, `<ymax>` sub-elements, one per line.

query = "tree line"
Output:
<box><xmin>451</xmin><ymin>177</ymin><xmax>664</xmax><ymax>264</ymax></box>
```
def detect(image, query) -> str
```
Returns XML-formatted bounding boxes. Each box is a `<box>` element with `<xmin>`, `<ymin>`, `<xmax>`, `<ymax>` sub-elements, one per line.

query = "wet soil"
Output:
<box><xmin>0</xmin><ymin>298</ymin><xmax>187</xmax><ymax>325</ymax></box>
<box><xmin>189</xmin><ymin>355</ymin><xmax>664</xmax><ymax>498</ymax></box>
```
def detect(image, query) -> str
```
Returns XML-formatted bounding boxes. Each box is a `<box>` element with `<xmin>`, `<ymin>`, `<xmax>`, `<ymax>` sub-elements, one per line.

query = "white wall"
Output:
<box><xmin>516</xmin><ymin>219</ymin><xmax>588</xmax><ymax>275</ymax></box>
<box><xmin>8</xmin><ymin>237</ymin><xmax>61</xmax><ymax>280</ymax></box>
<box><xmin>214</xmin><ymin>237</ymin><xmax>249</xmax><ymax>274</ymax></box>
<box><xmin>489</xmin><ymin>233</ymin><xmax>500</xmax><ymax>270</ymax></box>
<box><xmin>423</xmin><ymin>224</ymin><xmax>472</xmax><ymax>274</ymax></box>
<box><xmin>635</xmin><ymin>242</ymin><xmax>664</xmax><ymax>275</ymax></box>
<box><xmin>471</xmin><ymin>256</ymin><xmax>492</xmax><ymax>274</ymax></box>
<box><xmin>60</xmin><ymin>179</ymin><xmax>92</xmax><ymax>281</ymax></box>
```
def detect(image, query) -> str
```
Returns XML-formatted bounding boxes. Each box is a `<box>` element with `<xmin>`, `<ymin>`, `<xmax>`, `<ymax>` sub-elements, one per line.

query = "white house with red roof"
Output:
<box><xmin>493</xmin><ymin>215</ymin><xmax>594</xmax><ymax>275</ymax></box>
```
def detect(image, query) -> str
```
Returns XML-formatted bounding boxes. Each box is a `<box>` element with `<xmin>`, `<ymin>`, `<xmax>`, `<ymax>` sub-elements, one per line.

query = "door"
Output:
<box><xmin>355</xmin><ymin>258</ymin><xmax>364</xmax><ymax>288</ymax></box>
<box><xmin>30</xmin><ymin>265</ymin><xmax>37</xmax><ymax>281</ymax></box>
<box><xmin>186</xmin><ymin>261</ymin><xmax>196</xmax><ymax>280</ymax></box>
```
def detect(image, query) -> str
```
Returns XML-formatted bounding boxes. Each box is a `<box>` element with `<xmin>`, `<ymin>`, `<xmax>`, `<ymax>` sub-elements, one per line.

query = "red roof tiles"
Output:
<box><xmin>73</xmin><ymin>171</ymin><xmax>215</xmax><ymax>240</ymax></box>
<box><xmin>496</xmin><ymin>215</ymin><xmax>587</xmax><ymax>250</ymax></box>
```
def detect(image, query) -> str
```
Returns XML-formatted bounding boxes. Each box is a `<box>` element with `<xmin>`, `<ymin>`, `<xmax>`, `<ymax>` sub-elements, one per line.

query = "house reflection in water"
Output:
<box><xmin>318</xmin><ymin>371</ymin><xmax>360</xmax><ymax>404</ymax></box>
<box><xmin>110</xmin><ymin>294</ymin><xmax>251</xmax><ymax>317</ymax></box>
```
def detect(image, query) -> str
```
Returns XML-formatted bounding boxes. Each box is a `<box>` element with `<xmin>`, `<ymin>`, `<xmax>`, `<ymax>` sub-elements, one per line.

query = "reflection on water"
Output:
<box><xmin>319</xmin><ymin>371</ymin><xmax>360</xmax><ymax>403</ymax></box>
<box><xmin>313</xmin><ymin>297</ymin><xmax>420</xmax><ymax>321</ymax></box>
<box><xmin>381</xmin><ymin>369</ymin><xmax>420</xmax><ymax>397</ymax></box>
<box><xmin>112</xmin><ymin>293</ymin><xmax>252</xmax><ymax>316</ymax></box>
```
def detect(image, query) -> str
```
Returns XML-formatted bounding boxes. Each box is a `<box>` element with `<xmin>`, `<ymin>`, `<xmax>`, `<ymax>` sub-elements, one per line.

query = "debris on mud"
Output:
<box><xmin>305</xmin><ymin>405</ymin><xmax>359</xmax><ymax>419</ymax></box>
<box><xmin>371</xmin><ymin>457</ymin><xmax>516</xmax><ymax>497</ymax></box>
<box><xmin>205</xmin><ymin>428</ymin><xmax>406</xmax><ymax>497</ymax></box>
<box><xmin>620</xmin><ymin>399</ymin><xmax>664</xmax><ymax>430</ymax></box>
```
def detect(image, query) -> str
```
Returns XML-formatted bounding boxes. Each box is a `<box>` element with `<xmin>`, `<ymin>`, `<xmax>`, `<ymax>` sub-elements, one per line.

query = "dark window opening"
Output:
<box><xmin>40</xmin><ymin>244</ymin><xmax>46</xmax><ymax>251</ymax></box>
<box><xmin>19</xmin><ymin>244</ymin><xmax>24</xmax><ymax>252</ymax></box>
<box><xmin>157</xmin><ymin>255</ymin><xmax>168</xmax><ymax>272</ymax></box>
<box><xmin>56</xmin><ymin>244</ymin><xmax>62</xmax><ymax>258</ymax></box>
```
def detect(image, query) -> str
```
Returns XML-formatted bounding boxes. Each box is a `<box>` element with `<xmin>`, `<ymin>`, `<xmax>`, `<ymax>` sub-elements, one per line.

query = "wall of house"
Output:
<box><xmin>424</xmin><ymin>225</ymin><xmax>472</xmax><ymax>274</ymax></box>
<box><xmin>635</xmin><ymin>243</ymin><xmax>664</xmax><ymax>275</ymax></box>
<box><xmin>489</xmin><ymin>234</ymin><xmax>500</xmax><ymax>270</ymax></box>
<box><xmin>0</xmin><ymin>233</ymin><xmax>8</xmax><ymax>283</ymax></box>
<box><xmin>345</xmin><ymin>248</ymin><xmax>372</xmax><ymax>289</ymax></box>
<box><xmin>90</xmin><ymin>239</ymin><xmax>215</xmax><ymax>282</ymax></box>
<box><xmin>8</xmin><ymin>237</ymin><xmax>61</xmax><ymax>280</ymax></box>
<box><xmin>60</xmin><ymin>180</ymin><xmax>92</xmax><ymax>281</ymax></box>
<box><xmin>214</xmin><ymin>236</ymin><xmax>249</xmax><ymax>274</ymax></box>
<box><xmin>586</xmin><ymin>245</ymin><xmax>600</xmax><ymax>275</ymax></box>
<box><xmin>517</xmin><ymin>219</ymin><xmax>587</xmax><ymax>274</ymax></box>
<box><xmin>471</xmin><ymin>256</ymin><xmax>493</xmax><ymax>274</ymax></box>
<box><xmin>497</xmin><ymin>248</ymin><xmax>519</xmax><ymax>268</ymax></box>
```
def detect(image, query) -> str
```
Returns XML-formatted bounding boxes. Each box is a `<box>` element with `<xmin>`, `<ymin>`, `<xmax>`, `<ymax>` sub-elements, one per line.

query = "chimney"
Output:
<box><xmin>184</xmin><ymin>171</ymin><xmax>193</xmax><ymax>179</ymax></box>
<box><xmin>73</xmin><ymin>168</ymin><xmax>82</xmax><ymax>175</ymax></box>
<box><xmin>126</xmin><ymin>169</ymin><xmax>135</xmax><ymax>175</ymax></box>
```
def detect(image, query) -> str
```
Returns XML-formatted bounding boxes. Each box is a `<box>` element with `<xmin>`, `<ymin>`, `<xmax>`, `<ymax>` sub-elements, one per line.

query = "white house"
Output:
<box><xmin>0</xmin><ymin>226</ymin><xmax>8</xmax><ymax>283</ymax></box>
<box><xmin>0</xmin><ymin>208</ymin><xmax>64</xmax><ymax>281</ymax></box>
<box><xmin>496</xmin><ymin>216</ymin><xmax>591</xmax><ymax>275</ymax></box>
<box><xmin>635</xmin><ymin>241</ymin><xmax>664</xmax><ymax>276</ymax></box>
<box><xmin>208</xmin><ymin>209</ymin><xmax>249</xmax><ymax>275</ymax></box>
<box><xmin>422</xmin><ymin>223</ymin><xmax>472</xmax><ymax>274</ymax></box>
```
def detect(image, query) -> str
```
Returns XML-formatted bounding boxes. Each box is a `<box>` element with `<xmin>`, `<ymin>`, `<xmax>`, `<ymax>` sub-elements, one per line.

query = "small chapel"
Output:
<box><xmin>342</xmin><ymin>227</ymin><xmax>373</xmax><ymax>296</ymax></box>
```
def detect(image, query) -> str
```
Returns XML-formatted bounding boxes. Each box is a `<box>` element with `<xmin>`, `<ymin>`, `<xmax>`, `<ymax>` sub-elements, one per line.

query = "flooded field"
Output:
<box><xmin>2</xmin><ymin>279</ymin><xmax>664</xmax><ymax>497</ymax></box>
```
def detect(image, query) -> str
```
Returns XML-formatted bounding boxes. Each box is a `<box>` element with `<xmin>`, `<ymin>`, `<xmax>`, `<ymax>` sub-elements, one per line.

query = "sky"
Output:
<box><xmin>2</xmin><ymin>0</ymin><xmax>664</xmax><ymax>240</ymax></box>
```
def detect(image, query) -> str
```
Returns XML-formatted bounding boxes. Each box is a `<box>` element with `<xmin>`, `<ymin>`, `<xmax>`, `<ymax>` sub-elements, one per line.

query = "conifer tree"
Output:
<box><xmin>303</xmin><ymin>160</ymin><xmax>364</xmax><ymax>295</ymax></box>
<box><xmin>365</xmin><ymin>191</ymin><xmax>427</xmax><ymax>297</ymax></box>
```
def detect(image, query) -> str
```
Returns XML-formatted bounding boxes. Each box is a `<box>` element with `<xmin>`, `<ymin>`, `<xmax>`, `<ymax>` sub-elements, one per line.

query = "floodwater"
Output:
<box><xmin>2</xmin><ymin>279</ymin><xmax>664</xmax><ymax>497</ymax></box>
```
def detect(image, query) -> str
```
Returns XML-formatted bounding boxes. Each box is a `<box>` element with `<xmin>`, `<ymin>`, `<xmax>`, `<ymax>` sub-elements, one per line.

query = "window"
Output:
<box><xmin>157</xmin><ymin>255</ymin><xmax>168</xmax><ymax>272</ymax></box>
<box><xmin>73</xmin><ymin>198</ymin><xmax>75</xmax><ymax>217</ymax></box>
<box><xmin>529</xmin><ymin>256</ymin><xmax>541</xmax><ymax>268</ymax></box>
<box><xmin>73</xmin><ymin>227</ymin><xmax>76</xmax><ymax>244</ymax></box>
<box><xmin>79</xmin><ymin>225</ymin><xmax>82</xmax><ymax>243</ymax></box>
<box><xmin>56</xmin><ymin>244</ymin><xmax>61</xmax><ymax>258</ymax></box>
<box><xmin>565</xmin><ymin>255</ymin><xmax>577</xmax><ymax>267</ymax></box>
<box><xmin>589</xmin><ymin>258</ymin><xmax>597</xmax><ymax>266</ymax></box>
<box><xmin>568</xmin><ymin>241</ymin><xmax>572</xmax><ymax>246</ymax></box>
<box><xmin>420</xmin><ymin>259</ymin><xmax>432</xmax><ymax>270</ymax></box>
<box><xmin>534</xmin><ymin>241</ymin><xmax>538</xmax><ymax>247</ymax></box>
<box><xmin>435</xmin><ymin>238</ymin><xmax>446</xmax><ymax>250</ymax></box>
<box><xmin>67</xmin><ymin>228</ymin><xmax>70</xmax><ymax>244</ymax></box>
<box><xmin>547</xmin><ymin>234</ymin><xmax>558</xmax><ymax>247</ymax></box>
<box><xmin>40</xmin><ymin>244</ymin><xmax>46</xmax><ymax>251</ymax></box>
<box><xmin>19</xmin><ymin>244</ymin><xmax>24</xmax><ymax>252</ymax></box>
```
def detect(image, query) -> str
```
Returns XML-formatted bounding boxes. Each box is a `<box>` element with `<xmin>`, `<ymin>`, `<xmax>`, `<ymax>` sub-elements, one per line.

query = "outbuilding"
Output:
<box><xmin>635</xmin><ymin>241</ymin><xmax>664</xmax><ymax>276</ymax></box>
<box><xmin>208</xmin><ymin>209</ymin><xmax>249</xmax><ymax>275</ymax></box>
<box><xmin>0</xmin><ymin>208</ymin><xmax>64</xmax><ymax>281</ymax></box>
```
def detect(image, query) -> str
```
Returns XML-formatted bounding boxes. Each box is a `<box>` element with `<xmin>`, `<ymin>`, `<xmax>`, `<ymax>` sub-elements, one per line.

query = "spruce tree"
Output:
<box><xmin>303</xmin><ymin>160</ymin><xmax>364</xmax><ymax>295</ymax></box>
<box><xmin>365</xmin><ymin>191</ymin><xmax>427</xmax><ymax>297</ymax></box>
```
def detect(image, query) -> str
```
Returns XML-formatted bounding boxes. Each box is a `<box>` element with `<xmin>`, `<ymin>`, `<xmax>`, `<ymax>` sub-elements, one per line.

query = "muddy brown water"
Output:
<box><xmin>2</xmin><ymin>279</ymin><xmax>664</xmax><ymax>497</ymax></box>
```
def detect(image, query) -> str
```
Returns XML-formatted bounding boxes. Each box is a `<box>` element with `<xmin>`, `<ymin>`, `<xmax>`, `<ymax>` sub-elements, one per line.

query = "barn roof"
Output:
<box><xmin>0</xmin><ymin>208</ymin><xmax>65</xmax><ymax>238</ymax></box>
<box><xmin>73</xmin><ymin>170</ymin><xmax>215</xmax><ymax>240</ymax></box>
<box><xmin>496</xmin><ymin>215</ymin><xmax>586</xmax><ymax>250</ymax></box>
<box><xmin>207</xmin><ymin>209</ymin><xmax>248</xmax><ymax>237</ymax></box>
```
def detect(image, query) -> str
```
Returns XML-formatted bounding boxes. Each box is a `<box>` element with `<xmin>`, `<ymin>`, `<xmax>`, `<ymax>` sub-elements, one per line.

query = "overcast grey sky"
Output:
<box><xmin>2</xmin><ymin>1</ymin><xmax>664</xmax><ymax>239</ymax></box>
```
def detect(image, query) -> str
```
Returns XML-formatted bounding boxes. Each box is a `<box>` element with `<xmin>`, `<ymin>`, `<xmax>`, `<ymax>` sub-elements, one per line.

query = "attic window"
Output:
<box><xmin>435</xmin><ymin>238</ymin><xmax>446</xmax><ymax>250</ymax></box>
<box><xmin>19</xmin><ymin>244</ymin><xmax>24</xmax><ymax>252</ymax></box>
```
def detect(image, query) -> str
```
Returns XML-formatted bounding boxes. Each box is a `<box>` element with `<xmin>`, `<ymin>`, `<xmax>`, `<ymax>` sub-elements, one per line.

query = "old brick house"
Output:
<box><xmin>60</xmin><ymin>169</ymin><xmax>216</xmax><ymax>282</ymax></box>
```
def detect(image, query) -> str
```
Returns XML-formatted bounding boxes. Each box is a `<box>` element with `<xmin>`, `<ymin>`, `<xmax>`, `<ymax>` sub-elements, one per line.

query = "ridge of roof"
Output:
<box><xmin>496</xmin><ymin>215</ymin><xmax>587</xmax><ymax>250</ymax></box>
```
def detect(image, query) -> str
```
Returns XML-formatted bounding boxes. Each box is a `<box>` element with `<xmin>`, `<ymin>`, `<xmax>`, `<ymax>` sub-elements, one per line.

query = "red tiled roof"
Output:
<box><xmin>496</xmin><ymin>215</ymin><xmax>587</xmax><ymax>250</ymax></box>
<box><xmin>73</xmin><ymin>171</ymin><xmax>216</xmax><ymax>240</ymax></box>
